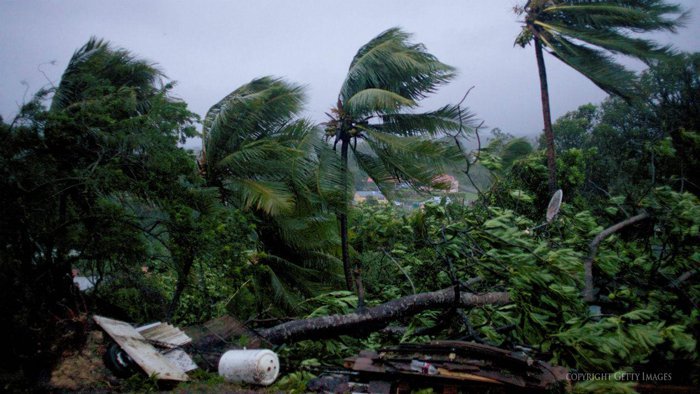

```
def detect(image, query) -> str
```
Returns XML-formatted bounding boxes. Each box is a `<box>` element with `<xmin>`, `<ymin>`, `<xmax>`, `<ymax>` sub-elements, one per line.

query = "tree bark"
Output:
<box><xmin>167</xmin><ymin>257</ymin><xmax>194</xmax><ymax>321</ymax></box>
<box><xmin>338</xmin><ymin>137</ymin><xmax>354</xmax><ymax>292</ymax></box>
<box><xmin>583</xmin><ymin>212</ymin><xmax>650</xmax><ymax>302</ymax></box>
<box><xmin>257</xmin><ymin>287</ymin><xmax>510</xmax><ymax>344</ymax></box>
<box><xmin>534</xmin><ymin>36</ymin><xmax>558</xmax><ymax>193</ymax></box>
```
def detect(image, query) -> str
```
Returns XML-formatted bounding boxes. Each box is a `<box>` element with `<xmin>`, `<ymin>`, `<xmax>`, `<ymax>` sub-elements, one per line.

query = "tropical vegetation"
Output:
<box><xmin>515</xmin><ymin>0</ymin><xmax>688</xmax><ymax>192</ymax></box>
<box><xmin>1</xmin><ymin>7</ymin><xmax>698</xmax><ymax>393</ymax></box>
<box><xmin>324</xmin><ymin>28</ymin><xmax>470</xmax><ymax>304</ymax></box>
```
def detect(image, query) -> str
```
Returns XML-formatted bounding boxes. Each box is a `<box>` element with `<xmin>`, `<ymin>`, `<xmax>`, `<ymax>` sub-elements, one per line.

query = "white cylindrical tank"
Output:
<box><xmin>217</xmin><ymin>349</ymin><xmax>280</xmax><ymax>386</ymax></box>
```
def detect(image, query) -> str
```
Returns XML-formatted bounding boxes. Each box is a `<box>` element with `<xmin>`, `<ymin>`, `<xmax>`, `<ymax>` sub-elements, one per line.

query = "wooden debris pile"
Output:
<box><xmin>342</xmin><ymin>341</ymin><xmax>568</xmax><ymax>393</ymax></box>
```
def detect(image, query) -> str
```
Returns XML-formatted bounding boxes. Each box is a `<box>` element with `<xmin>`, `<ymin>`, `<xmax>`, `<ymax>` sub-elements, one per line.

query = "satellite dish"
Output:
<box><xmin>546</xmin><ymin>189</ymin><xmax>563</xmax><ymax>223</ymax></box>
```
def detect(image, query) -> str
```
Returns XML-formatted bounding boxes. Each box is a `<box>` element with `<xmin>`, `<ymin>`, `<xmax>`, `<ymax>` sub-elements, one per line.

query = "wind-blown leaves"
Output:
<box><xmin>344</xmin><ymin>88</ymin><xmax>415</xmax><ymax>118</ymax></box>
<box><xmin>543</xmin><ymin>33</ymin><xmax>640</xmax><ymax>98</ymax></box>
<box><xmin>378</xmin><ymin>104</ymin><xmax>476</xmax><ymax>137</ymax></box>
<box><xmin>340</xmin><ymin>28</ymin><xmax>455</xmax><ymax>104</ymax></box>
<box><xmin>331</xmin><ymin>27</ymin><xmax>474</xmax><ymax>200</ymax></box>
<box><xmin>518</xmin><ymin>0</ymin><xmax>687</xmax><ymax>100</ymax></box>
<box><xmin>51</xmin><ymin>37</ymin><xmax>163</xmax><ymax>112</ymax></box>
<box><xmin>203</xmin><ymin>77</ymin><xmax>306</xmax><ymax>178</ymax></box>
<box><xmin>202</xmin><ymin>76</ymin><xmax>344</xmax><ymax>315</ymax></box>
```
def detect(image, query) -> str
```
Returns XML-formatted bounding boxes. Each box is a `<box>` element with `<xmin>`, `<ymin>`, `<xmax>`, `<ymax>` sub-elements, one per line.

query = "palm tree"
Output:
<box><xmin>515</xmin><ymin>0</ymin><xmax>688</xmax><ymax>193</ymax></box>
<box><xmin>325</xmin><ymin>28</ymin><xmax>470</xmax><ymax>302</ymax></box>
<box><xmin>201</xmin><ymin>76</ymin><xmax>344</xmax><ymax>313</ymax></box>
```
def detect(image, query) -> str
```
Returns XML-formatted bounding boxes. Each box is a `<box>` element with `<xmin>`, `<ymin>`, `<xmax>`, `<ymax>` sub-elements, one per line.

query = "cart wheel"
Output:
<box><xmin>103</xmin><ymin>342</ymin><xmax>138</xmax><ymax>378</ymax></box>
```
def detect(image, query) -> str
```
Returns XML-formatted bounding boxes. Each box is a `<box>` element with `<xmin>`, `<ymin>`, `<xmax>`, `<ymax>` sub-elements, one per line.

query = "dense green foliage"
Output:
<box><xmin>0</xmin><ymin>38</ymin><xmax>203</xmax><ymax>381</ymax></box>
<box><xmin>200</xmin><ymin>77</ymin><xmax>344</xmax><ymax>316</ymax></box>
<box><xmin>346</xmin><ymin>190</ymin><xmax>698</xmax><ymax>376</ymax></box>
<box><xmin>1</xmin><ymin>26</ymin><xmax>698</xmax><ymax>393</ymax></box>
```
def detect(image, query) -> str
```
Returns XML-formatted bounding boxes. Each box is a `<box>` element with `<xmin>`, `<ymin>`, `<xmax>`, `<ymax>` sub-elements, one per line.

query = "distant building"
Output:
<box><xmin>434</xmin><ymin>174</ymin><xmax>459</xmax><ymax>193</ymax></box>
<box><xmin>354</xmin><ymin>190</ymin><xmax>387</xmax><ymax>204</ymax></box>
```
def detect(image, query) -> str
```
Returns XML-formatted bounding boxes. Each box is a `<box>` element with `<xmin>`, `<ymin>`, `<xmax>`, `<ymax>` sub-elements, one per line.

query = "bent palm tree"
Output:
<box><xmin>515</xmin><ymin>0</ymin><xmax>687</xmax><ymax>192</ymax></box>
<box><xmin>326</xmin><ymin>28</ymin><xmax>472</xmax><ymax>301</ymax></box>
<box><xmin>202</xmin><ymin>77</ymin><xmax>344</xmax><ymax>313</ymax></box>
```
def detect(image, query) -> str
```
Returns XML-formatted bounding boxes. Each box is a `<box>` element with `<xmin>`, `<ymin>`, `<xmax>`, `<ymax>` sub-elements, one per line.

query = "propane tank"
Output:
<box><xmin>218</xmin><ymin>349</ymin><xmax>280</xmax><ymax>386</ymax></box>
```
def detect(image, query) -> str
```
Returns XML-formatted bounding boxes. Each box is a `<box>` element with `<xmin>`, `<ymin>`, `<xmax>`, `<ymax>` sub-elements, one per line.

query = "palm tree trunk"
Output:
<box><xmin>339</xmin><ymin>138</ymin><xmax>354</xmax><ymax>292</ymax></box>
<box><xmin>534</xmin><ymin>36</ymin><xmax>558</xmax><ymax>193</ymax></box>
<box><xmin>338</xmin><ymin>137</ymin><xmax>366</xmax><ymax>309</ymax></box>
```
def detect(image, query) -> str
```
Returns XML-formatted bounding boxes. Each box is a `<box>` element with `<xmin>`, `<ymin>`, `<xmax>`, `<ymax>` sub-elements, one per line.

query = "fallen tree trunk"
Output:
<box><xmin>257</xmin><ymin>287</ymin><xmax>510</xmax><ymax>344</ymax></box>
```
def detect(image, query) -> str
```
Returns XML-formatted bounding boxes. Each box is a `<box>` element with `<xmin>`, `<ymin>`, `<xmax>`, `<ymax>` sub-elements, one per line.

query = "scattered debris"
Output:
<box><xmin>137</xmin><ymin>321</ymin><xmax>193</xmax><ymax>349</ymax></box>
<box><xmin>307</xmin><ymin>374</ymin><xmax>371</xmax><ymax>393</ymax></box>
<box><xmin>163</xmin><ymin>349</ymin><xmax>198</xmax><ymax>373</ymax></box>
<box><xmin>93</xmin><ymin>315</ymin><xmax>193</xmax><ymax>382</ymax></box>
<box><xmin>341</xmin><ymin>341</ymin><xmax>568</xmax><ymax>393</ymax></box>
<box><xmin>93</xmin><ymin>315</ymin><xmax>280</xmax><ymax>387</ymax></box>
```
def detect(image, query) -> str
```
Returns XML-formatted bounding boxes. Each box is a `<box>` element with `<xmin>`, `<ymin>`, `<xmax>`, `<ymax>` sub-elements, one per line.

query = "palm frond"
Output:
<box><xmin>344</xmin><ymin>88</ymin><xmax>416</xmax><ymax>118</ymax></box>
<box><xmin>543</xmin><ymin>32</ymin><xmax>639</xmax><ymax>99</ymax></box>
<box><xmin>203</xmin><ymin>76</ymin><xmax>305</xmax><ymax>173</ymax></box>
<box><xmin>263</xmin><ymin>254</ymin><xmax>338</xmax><ymax>296</ymax></box>
<box><xmin>535</xmin><ymin>19</ymin><xmax>676</xmax><ymax>60</ymax></box>
<box><xmin>313</xmin><ymin>139</ymin><xmax>349</xmax><ymax>209</ymax></box>
<box><xmin>256</xmin><ymin>264</ymin><xmax>302</xmax><ymax>312</ymax></box>
<box><xmin>217</xmin><ymin>139</ymin><xmax>292</xmax><ymax>171</ymax></box>
<box><xmin>356</xmin><ymin>129</ymin><xmax>462</xmax><ymax>195</ymax></box>
<box><xmin>340</xmin><ymin>27</ymin><xmax>455</xmax><ymax>104</ymax></box>
<box><xmin>542</xmin><ymin>2</ymin><xmax>688</xmax><ymax>32</ymax></box>
<box><xmin>378</xmin><ymin>104</ymin><xmax>477</xmax><ymax>136</ymax></box>
<box><xmin>522</xmin><ymin>0</ymin><xmax>687</xmax><ymax>100</ymax></box>
<box><xmin>352</xmin><ymin>149</ymin><xmax>400</xmax><ymax>199</ymax></box>
<box><xmin>229</xmin><ymin>178</ymin><xmax>295</xmax><ymax>216</ymax></box>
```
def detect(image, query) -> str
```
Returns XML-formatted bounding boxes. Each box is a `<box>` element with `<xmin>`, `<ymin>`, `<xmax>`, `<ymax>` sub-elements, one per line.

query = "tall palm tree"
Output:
<box><xmin>325</xmin><ymin>28</ymin><xmax>471</xmax><ymax>301</ymax></box>
<box><xmin>201</xmin><ymin>76</ymin><xmax>344</xmax><ymax>313</ymax></box>
<box><xmin>515</xmin><ymin>0</ymin><xmax>687</xmax><ymax>192</ymax></box>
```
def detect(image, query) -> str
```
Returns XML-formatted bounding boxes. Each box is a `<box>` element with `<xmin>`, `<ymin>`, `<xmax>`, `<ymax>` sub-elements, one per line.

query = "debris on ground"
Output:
<box><xmin>89</xmin><ymin>314</ymin><xmax>281</xmax><ymax>388</ymax></box>
<box><xmin>340</xmin><ymin>340</ymin><xmax>569</xmax><ymax>393</ymax></box>
<box><xmin>93</xmin><ymin>315</ymin><xmax>194</xmax><ymax>381</ymax></box>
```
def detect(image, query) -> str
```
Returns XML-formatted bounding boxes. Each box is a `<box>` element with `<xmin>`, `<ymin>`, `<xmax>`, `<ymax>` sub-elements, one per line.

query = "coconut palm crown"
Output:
<box><xmin>201</xmin><ymin>76</ymin><xmax>344</xmax><ymax>313</ymax></box>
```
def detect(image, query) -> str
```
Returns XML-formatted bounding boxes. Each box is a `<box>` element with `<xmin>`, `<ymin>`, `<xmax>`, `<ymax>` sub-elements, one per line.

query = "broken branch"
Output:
<box><xmin>583</xmin><ymin>212</ymin><xmax>650</xmax><ymax>302</ymax></box>
<box><xmin>257</xmin><ymin>287</ymin><xmax>510</xmax><ymax>344</ymax></box>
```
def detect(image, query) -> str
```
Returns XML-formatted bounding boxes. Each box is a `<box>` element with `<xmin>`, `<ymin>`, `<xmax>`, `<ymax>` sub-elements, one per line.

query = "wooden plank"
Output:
<box><xmin>436</xmin><ymin>368</ymin><xmax>502</xmax><ymax>384</ymax></box>
<box><xmin>94</xmin><ymin>315</ymin><xmax>189</xmax><ymax>381</ymax></box>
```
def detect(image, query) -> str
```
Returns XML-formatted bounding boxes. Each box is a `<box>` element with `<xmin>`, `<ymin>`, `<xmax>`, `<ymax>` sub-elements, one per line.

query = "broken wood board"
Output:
<box><xmin>93</xmin><ymin>315</ymin><xmax>189</xmax><ymax>381</ymax></box>
<box><xmin>344</xmin><ymin>341</ymin><xmax>568</xmax><ymax>391</ymax></box>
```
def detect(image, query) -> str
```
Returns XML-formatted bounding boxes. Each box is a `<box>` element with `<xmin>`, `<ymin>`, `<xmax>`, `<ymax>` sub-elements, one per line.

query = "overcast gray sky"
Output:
<box><xmin>2</xmin><ymin>1</ymin><xmax>698</xmax><ymax>148</ymax></box>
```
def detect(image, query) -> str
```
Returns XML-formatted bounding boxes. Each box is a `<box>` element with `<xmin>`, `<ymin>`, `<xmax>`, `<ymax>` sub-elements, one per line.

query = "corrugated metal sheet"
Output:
<box><xmin>137</xmin><ymin>322</ymin><xmax>192</xmax><ymax>348</ymax></box>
